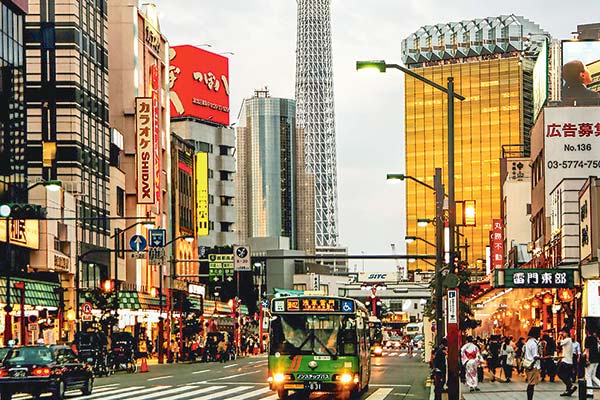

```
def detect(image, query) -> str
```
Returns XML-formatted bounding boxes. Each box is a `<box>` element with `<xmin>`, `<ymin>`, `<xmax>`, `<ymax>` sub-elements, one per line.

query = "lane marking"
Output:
<box><xmin>125</xmin><ymin>385</ymin><xmax>196</xmax><ymax>400</ymax></box>
<box><xmin>78</xmin><ymin>386</ymin><xmax>146</xmax><ymax>400</ymax></box>
<box><xmin>226</xmin><ymin>387</ymin><xmax>271</xmax><ymax>400</ymax></box>
<box><xmin>148</xmin><ymin>375</ymin><xmax>173</xmax><ymax>381</ymax></box>
<box><xmin>211</xmin><ymin>370</ymin><xmax>261</xmax><ymax>380</ymax></box>
<box><xmin>191</xmin><ymin>386</ymin><xmax>252</xmax><ymax>400</ymax></box>
<box><xmin>258</xmin><ymin>396</ymin><xmax>278</xmax><ymax>400</ymax></box>
<box><xmin>371</xmin><ymin>384</ymin><xmax>412</xmax><ymax>387</ymax></box>
<box><xmin>364</xmin><ymin>388</ymin><xmax>394</xmax><ymax>400</ymax></box>
<box><xmin>194</xmin><ymin>382</ymin><xmax>268</xmax><ymax>386</ymax></box>
<box><xmin>192</xmin><ymin>369</ymin><xmax>211</xmax><ymax>374</ymax></box>
<box><xmin>223</xmin><ymin>363</ymin><xmax>239</xmax><ymax>368</ymax></box>
<box><xmin>144</xmin><ymin>385</ymin><xmax>225</xmax><ymax>400</ymax></box>
<box><xmin>390</xmin><ymin>352</ymin><xmax>398</xmax><ymax>356</ymax></box>
<box><xmin>95</xmin><ymin>384</ymin><xmax>120</xmax><ymax>389</ymax></box>
<box><xmin>92</xmin><ymin>386</ymin><xmax>170</xmax><ymax>400</ymax></box>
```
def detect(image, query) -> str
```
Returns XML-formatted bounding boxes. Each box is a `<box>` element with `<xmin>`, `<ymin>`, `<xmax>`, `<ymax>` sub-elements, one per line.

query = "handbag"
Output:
<box><xmin>522</xmin><ymin>358</ymin><xmax>534</xmax><ymax>370</ymax></box>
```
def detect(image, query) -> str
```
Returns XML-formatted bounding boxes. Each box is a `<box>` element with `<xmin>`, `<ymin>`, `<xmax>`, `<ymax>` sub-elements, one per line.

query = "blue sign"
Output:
<box><xmin>261</xmin><ymin>299</ymin><xmax>270</xmax><ymax>309</ymax></box>
<box><xmin>149</xmin><ymin>229</ymin><xmax>166</xmax><ymax>247</ymax></box>
<box><xmin>130</xmin><ymin>235</ymin><xmax>147</xmax><ymax>251</ymax></box>
<box><xmin>341</xmin><ymin>300</ymin><xmax>354</xmax><ymax>313</ymax></box>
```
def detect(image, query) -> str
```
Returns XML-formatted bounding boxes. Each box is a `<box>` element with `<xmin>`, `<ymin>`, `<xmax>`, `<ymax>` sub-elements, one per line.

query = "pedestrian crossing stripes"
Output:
<box><xmin>9</xmin><ymin>383</ymin><xmax>402</xmax><ymax>400</ymax></box>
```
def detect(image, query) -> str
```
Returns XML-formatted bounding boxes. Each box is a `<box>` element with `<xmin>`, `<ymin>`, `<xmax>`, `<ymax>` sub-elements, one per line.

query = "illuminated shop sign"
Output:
<box><xmin>273</xmin><ymin>298</ymin><xmax>355</xmax><ymax>313</ymax></box>
<box><xmin>135</xmin><ymin>97</ymin><xmax>156</xmax><ymax>204</ymax></box>
<box><xmin>0</xmin><ymin>219</ymin><xmax>39</xmax><ymax>249</ymax></box>
<box><xmin>494</xmin><ymin>268</ymin><xmax>575</xmax><ymax>289</ymax></box>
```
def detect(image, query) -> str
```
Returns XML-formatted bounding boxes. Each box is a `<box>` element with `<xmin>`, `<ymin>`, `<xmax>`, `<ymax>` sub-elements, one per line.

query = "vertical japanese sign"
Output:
<box><xmin>151</xmin><ymin>64</ymin><xmax>161</xmax><ymax>206</ymax></box>
<box><xmin>135</xmin><ymin>97</ymin><xmax>156</xmax><ymax>204</ymax></box>
<box><xmin>194</xmin><ymin>152</ymin><xmax>209</xmax><ymax>236</ymax></box>
<box><xmin>491</xmin><ymin>219</ymin><xmax>503</xmax><ymax>272</ymax></box>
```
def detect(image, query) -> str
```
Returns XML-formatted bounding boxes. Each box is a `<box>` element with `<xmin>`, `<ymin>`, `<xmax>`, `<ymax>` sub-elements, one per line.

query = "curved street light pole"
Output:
<box><xmin>359</xmin><ymin>60</ymin><xmax>464</xmax><ymax>399</ymax></box>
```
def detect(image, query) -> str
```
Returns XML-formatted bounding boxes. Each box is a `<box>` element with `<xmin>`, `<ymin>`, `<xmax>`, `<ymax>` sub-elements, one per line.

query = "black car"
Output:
<box><xmin>0</xmin><ymin>345</ymin><xmax>93</xmax><ymax>400</ymax></box>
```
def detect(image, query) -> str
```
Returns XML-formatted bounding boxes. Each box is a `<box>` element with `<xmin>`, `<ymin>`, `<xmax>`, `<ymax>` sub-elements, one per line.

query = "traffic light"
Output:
<box><xmin>0</xmin><ymin>203</ymin><xmax>47</xmax><ymax>219</ymax></box>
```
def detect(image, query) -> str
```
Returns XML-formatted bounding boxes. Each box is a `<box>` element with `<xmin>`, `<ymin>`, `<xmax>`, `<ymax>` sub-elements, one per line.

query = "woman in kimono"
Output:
<box><xmin>461</xmin><ymin>335</ymin><xmax>481</xmax><ymax>392</ymax></box>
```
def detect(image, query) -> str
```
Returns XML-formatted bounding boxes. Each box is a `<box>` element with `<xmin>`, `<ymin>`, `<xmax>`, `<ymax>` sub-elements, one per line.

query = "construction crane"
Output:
<box><xmin>390</xmin><ymin>243</ymin><xmax>406</xmax><ymax>281</ymax></box>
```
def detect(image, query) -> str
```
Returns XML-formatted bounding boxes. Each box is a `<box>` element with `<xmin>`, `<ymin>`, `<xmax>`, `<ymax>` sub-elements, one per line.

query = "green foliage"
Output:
<box><xmin>424</xmin><ymin>261</ymin><xmax>481</xmax><ymax>331</ymax></box>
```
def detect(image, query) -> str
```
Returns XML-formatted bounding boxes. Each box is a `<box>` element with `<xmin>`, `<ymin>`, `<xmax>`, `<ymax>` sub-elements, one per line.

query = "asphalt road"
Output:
<box><xmin>8</xmin><ymin>350</ymin><xmax>430</xmax><ymax>400</ymax></box>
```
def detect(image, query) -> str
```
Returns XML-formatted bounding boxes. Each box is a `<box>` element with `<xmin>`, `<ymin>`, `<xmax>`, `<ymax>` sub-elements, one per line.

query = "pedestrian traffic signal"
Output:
<box><xmin>0</xmin><ymin>203</ymin><xmax>47</xmax><ymax>219</ymax></box>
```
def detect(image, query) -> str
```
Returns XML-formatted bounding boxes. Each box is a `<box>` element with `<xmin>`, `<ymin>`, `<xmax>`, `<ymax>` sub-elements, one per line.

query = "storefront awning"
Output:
<box><xmin>0</xmin><ymin>278</ymin><xmax>60</xmax><ymax>308</ymax></box>
<box><xmin>118</xmin><ymin>291</ymin><xmax>141</xmax><ymax>309</ymax></box>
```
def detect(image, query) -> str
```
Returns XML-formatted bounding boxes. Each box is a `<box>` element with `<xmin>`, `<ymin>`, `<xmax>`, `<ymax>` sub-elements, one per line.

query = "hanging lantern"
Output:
<box><xmin>530</xmin><ymin>297</ymin><xmax>541</xmax><ymax>308</ymax></box>
<box><xmin>543</xmin><ymin>292</ymin><xmax>554</xmax><ymax>306</ymax></box>
<box><xmin>506</xmin><ymin>310</ymin><xmax>513</xmax><ymax>317</ymax></box>
<box><xmin>558</xmin><ymin>288</ymin><xmax>574</xmax><ymax>303</ymax></box>
<box><xmin>522</xmin><ymin>301</ymin><xmax>531</xmax><ymax>310</ymax></box>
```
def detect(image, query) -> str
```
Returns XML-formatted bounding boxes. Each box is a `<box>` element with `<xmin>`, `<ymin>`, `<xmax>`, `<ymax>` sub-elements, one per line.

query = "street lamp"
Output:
<box><xmin>405</xmin><ymin>236</ymin><xmax>436</xmax><ymax>248</ymax></box>
<box><xmin>359</xmin><ymin>58</ymin><xmax>465</xmax><ymax>400</ymax></box>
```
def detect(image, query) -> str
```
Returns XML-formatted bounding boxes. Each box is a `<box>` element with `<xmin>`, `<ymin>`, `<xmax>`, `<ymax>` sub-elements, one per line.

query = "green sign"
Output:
<box><xmin>494</xmin><ymin>268</ymin><xmax>575</xmax><ymax>289</ymax></box>
<box><xmin>208</xmin><ymin>254</ymin><xmax>234</xmax><ymax>282</ymax></box>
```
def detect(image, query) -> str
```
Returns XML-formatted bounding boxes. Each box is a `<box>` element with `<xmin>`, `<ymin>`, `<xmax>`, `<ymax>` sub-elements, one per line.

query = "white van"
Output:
<box><xmin>404</xmin><ymin>322</ymin><xmax>423</xmax><ymax>337</ymax></box>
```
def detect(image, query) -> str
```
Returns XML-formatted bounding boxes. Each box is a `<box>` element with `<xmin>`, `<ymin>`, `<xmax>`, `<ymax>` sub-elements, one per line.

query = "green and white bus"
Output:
<box><xmin>267</xmin><ymin>296</ymin><xmax>371</xmax><ymax>399</ymax></box>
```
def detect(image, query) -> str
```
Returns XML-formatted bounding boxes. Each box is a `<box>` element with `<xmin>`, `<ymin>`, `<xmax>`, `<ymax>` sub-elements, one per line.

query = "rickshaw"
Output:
<box><xmin>108</xmin><ymin>331</ymin><xmax>137</xmax><ymax>373</ymax></box>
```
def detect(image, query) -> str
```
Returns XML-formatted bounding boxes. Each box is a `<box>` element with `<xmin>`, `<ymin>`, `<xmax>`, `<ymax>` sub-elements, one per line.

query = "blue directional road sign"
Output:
<box><xmin>130</xmin><ymin>234</ymin><xmax>147</xmax><ymax>251</ymax></box>
<box><xmin>149</xmin><ymin>229</ymin><xmax>166</xmax><ymax>247</ymax></box>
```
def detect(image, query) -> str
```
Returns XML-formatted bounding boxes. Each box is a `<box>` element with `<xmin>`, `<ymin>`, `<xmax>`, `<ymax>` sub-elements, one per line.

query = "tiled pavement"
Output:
<box><xmin>432</xmin><ymin>370</ymin><xmax>596</xmax><ymax>400</ymax></box>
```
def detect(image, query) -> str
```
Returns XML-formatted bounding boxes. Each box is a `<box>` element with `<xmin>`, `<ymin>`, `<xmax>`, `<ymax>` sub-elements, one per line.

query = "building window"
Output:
<box><xmin>196</xmin><ymin>142</ymin><xmax>212</xmax><ymax>153</ymax></box>
<box><xmin>220</xmin><ymin>196</ymin><xmax>233</xmax><ymax>206</ymax></box>
<box><xmin>116</xmin><ymin>187</ymin><xmax>125</xmax><ymax>216</ymax></box>
<box><xmin>320</xmin><ymin>284</ymin><xmax>329</xmax><ymax>295</ymax></box>
<box><xmin>220</xmin><ymin>222</ymin><xmax>233</xmax><ymax>232</ymax></box>
<box><xmin>219</xmin><ymin>171</ymin><xmax>233</xmax><ymax>181</ymax></box>
<box><xmin>294</xmin><ymin>283</ymin><xmax>307</xmax><ymax>291</ymax></box>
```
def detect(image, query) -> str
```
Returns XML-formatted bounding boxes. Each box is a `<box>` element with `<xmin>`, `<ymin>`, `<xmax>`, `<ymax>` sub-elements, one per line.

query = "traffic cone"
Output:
<box><xmin>140</xmin><ymin>356</ymin><xmax>149</xmax><ymax>373</ymax></box>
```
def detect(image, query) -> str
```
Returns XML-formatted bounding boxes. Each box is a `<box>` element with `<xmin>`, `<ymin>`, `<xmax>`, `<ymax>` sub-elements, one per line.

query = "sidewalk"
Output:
<box><xmin>432</xmin><ymin>369</ymin><xmax>584</xmax><ymax>400</ymax></box>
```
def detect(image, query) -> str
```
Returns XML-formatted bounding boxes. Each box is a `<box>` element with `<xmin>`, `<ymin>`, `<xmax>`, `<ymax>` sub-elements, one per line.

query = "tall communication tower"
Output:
<box><xmin>295</xmin><ymin>0</ymin><xmax>339</xmax><ymax>248</ymax></box>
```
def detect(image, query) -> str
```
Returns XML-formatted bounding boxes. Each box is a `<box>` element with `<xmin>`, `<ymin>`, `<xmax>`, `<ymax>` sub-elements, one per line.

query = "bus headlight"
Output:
<box><xmin>273</xmin><ymin>373</ymin><xmax>285</xmax><ymax>383</ymax></box>
<box><xmin>373</xmin><ymin>346</ymin><xmax>383</xmax><ymax>355</ymax></box>
<box><xmin>339</xmin><ymin>373</ymin><xmax>353</xmax><ymax>384</ymax></box>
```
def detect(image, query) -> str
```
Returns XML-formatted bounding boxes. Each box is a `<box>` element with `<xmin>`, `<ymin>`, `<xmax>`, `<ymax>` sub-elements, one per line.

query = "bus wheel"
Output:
<box><xmin>276</xmin><ymin>389</ymin><xmax>288</xmax><ymax>399</ymax></box>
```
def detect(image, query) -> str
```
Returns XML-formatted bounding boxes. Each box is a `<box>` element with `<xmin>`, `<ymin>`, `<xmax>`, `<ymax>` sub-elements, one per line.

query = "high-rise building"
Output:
<box><xmin>169</xmin><ymin>45</ymin><xmax>236</xmax><ymax>250</ymax></box>
<box><xmin>26</xmin><ymin>0</ymin><xmax>112</xmax><ymax>280</ymax></box>
<box><xmin>0</xmin><ymin>0</ymin><xmax>27</xmax><ymax>204</ymax></box>
<box><xmin>237</xmin><ymin>88</ymin><xmax>315</xmax><ymax>253</ymax></box>
<box><xmin>295</xmin><ymin>0</ymin><xmax>339</xmax><ymax>249</ymax></box>
<box><xmin>108</xmin><ymin>1</ymin><xmax>171</xmax><ymax>293</ymax></box>
<box><xmin>401</xmin><ymin>15</ymin><xmax>546</xmax><ymax>270</ymax></box>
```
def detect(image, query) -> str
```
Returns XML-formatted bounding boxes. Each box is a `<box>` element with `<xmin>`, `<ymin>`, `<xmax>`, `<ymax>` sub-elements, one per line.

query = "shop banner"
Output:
<box><xmin>495</xmin><ymin>268</ymin><xmax>575</xmax><ymax>289</ymax></box>
<box><xmin>587</xmin><ymin>280</ymin><xmax>600</xmax><ymax>317</ymax></box>
<box><xmin>194</xmin><ymin>152</ymin><xmax>209</xmax><ymax>236</ymax></box>
<box><xmin>491</xmin><ymin>219</ymin><xmax>503</xmax><ymax>272</ymax></box>
<box><xmin>151</xmin><ymin>64</ymin><xmax>161</xmax><ymax>207</ymax></box>
<box><xmin>135</xmin><ymin>97</ymin><xmax>155</xmax><ymax>204</ymax></box>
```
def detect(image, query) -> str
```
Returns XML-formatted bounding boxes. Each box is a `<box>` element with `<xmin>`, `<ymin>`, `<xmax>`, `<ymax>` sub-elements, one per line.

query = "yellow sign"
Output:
<box><xmin>0</xmin><ymin>219</ymin><xmax>39</xmax><ymax>249</ymax></box>
<box><xmin>194</xmin><ymin>152</ymin><xmax>209</xmax><ymax>236</ymax></box>
<box><xmin>301</xmin><ymin>298</ymin><xmax>336</xmax><ymax>312</ymax></box>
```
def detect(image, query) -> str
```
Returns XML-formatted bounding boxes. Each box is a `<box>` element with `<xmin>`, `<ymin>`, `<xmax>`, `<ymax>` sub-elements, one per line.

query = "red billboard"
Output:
<box><xmin>169</xmin><ymin>45</ymin><xmax>230</xmax><ymax>126</ymax></box>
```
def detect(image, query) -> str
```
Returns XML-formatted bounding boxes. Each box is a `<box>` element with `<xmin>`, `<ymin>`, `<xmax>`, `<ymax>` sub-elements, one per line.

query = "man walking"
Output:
<box><xmin>584</xmin><ymin>328</ymin><xmax>600</xmax><ymax>399</ymax></box>
<box><xmin>558</xmin><ymin>328</ymin><xmax>577</xmax><ymax>396</ymax></box>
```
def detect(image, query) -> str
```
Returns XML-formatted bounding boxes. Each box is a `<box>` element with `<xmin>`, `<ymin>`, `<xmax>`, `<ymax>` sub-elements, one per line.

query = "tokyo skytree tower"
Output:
<box><xmin>295</xmin><ymin>0</ymin><xmax>339</xmax><ymax>247</ymax></box>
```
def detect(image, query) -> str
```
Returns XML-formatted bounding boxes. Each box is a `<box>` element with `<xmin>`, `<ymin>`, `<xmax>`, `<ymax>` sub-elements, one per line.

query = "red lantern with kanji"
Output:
<box><xmin>558</xmin><ymin>288</ymin><xmax>573</xmax><ymax>303</ymax></box>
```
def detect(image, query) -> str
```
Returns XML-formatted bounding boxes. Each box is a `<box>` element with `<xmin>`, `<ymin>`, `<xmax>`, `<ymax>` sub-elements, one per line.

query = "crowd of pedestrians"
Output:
<box><xmin>431</xmin><ymin>326</ymin><xmax>600</xmax><ymax>398</ymax></box>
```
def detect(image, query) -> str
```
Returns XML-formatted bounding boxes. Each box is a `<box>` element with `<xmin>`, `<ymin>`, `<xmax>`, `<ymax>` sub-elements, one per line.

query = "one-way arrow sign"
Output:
<box><xmin>130</xmin><ymin>235</ymin><xmax>147</xmax><ymax>251</ymax></box>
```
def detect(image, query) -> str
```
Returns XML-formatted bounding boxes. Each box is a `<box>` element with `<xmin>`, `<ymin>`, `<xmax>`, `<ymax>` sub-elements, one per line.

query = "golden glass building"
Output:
<box><xmin>402</xmin><ymin>15</ymin><xmax>546</xmax><ymax>271</ymax></box>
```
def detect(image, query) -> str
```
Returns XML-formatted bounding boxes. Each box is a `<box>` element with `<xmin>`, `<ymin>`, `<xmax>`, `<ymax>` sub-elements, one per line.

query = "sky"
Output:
<box><xmin>151</xmin><ymin>0</ymin><xmax>600</xmax><ymax>272</ymax></box>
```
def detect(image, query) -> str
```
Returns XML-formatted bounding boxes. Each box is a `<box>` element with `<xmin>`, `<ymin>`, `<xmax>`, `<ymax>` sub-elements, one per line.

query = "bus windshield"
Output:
<box><xmin>269</xmin><ymin>314</ymin><xmax>357</xmax><ymax>357</ymax></box>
